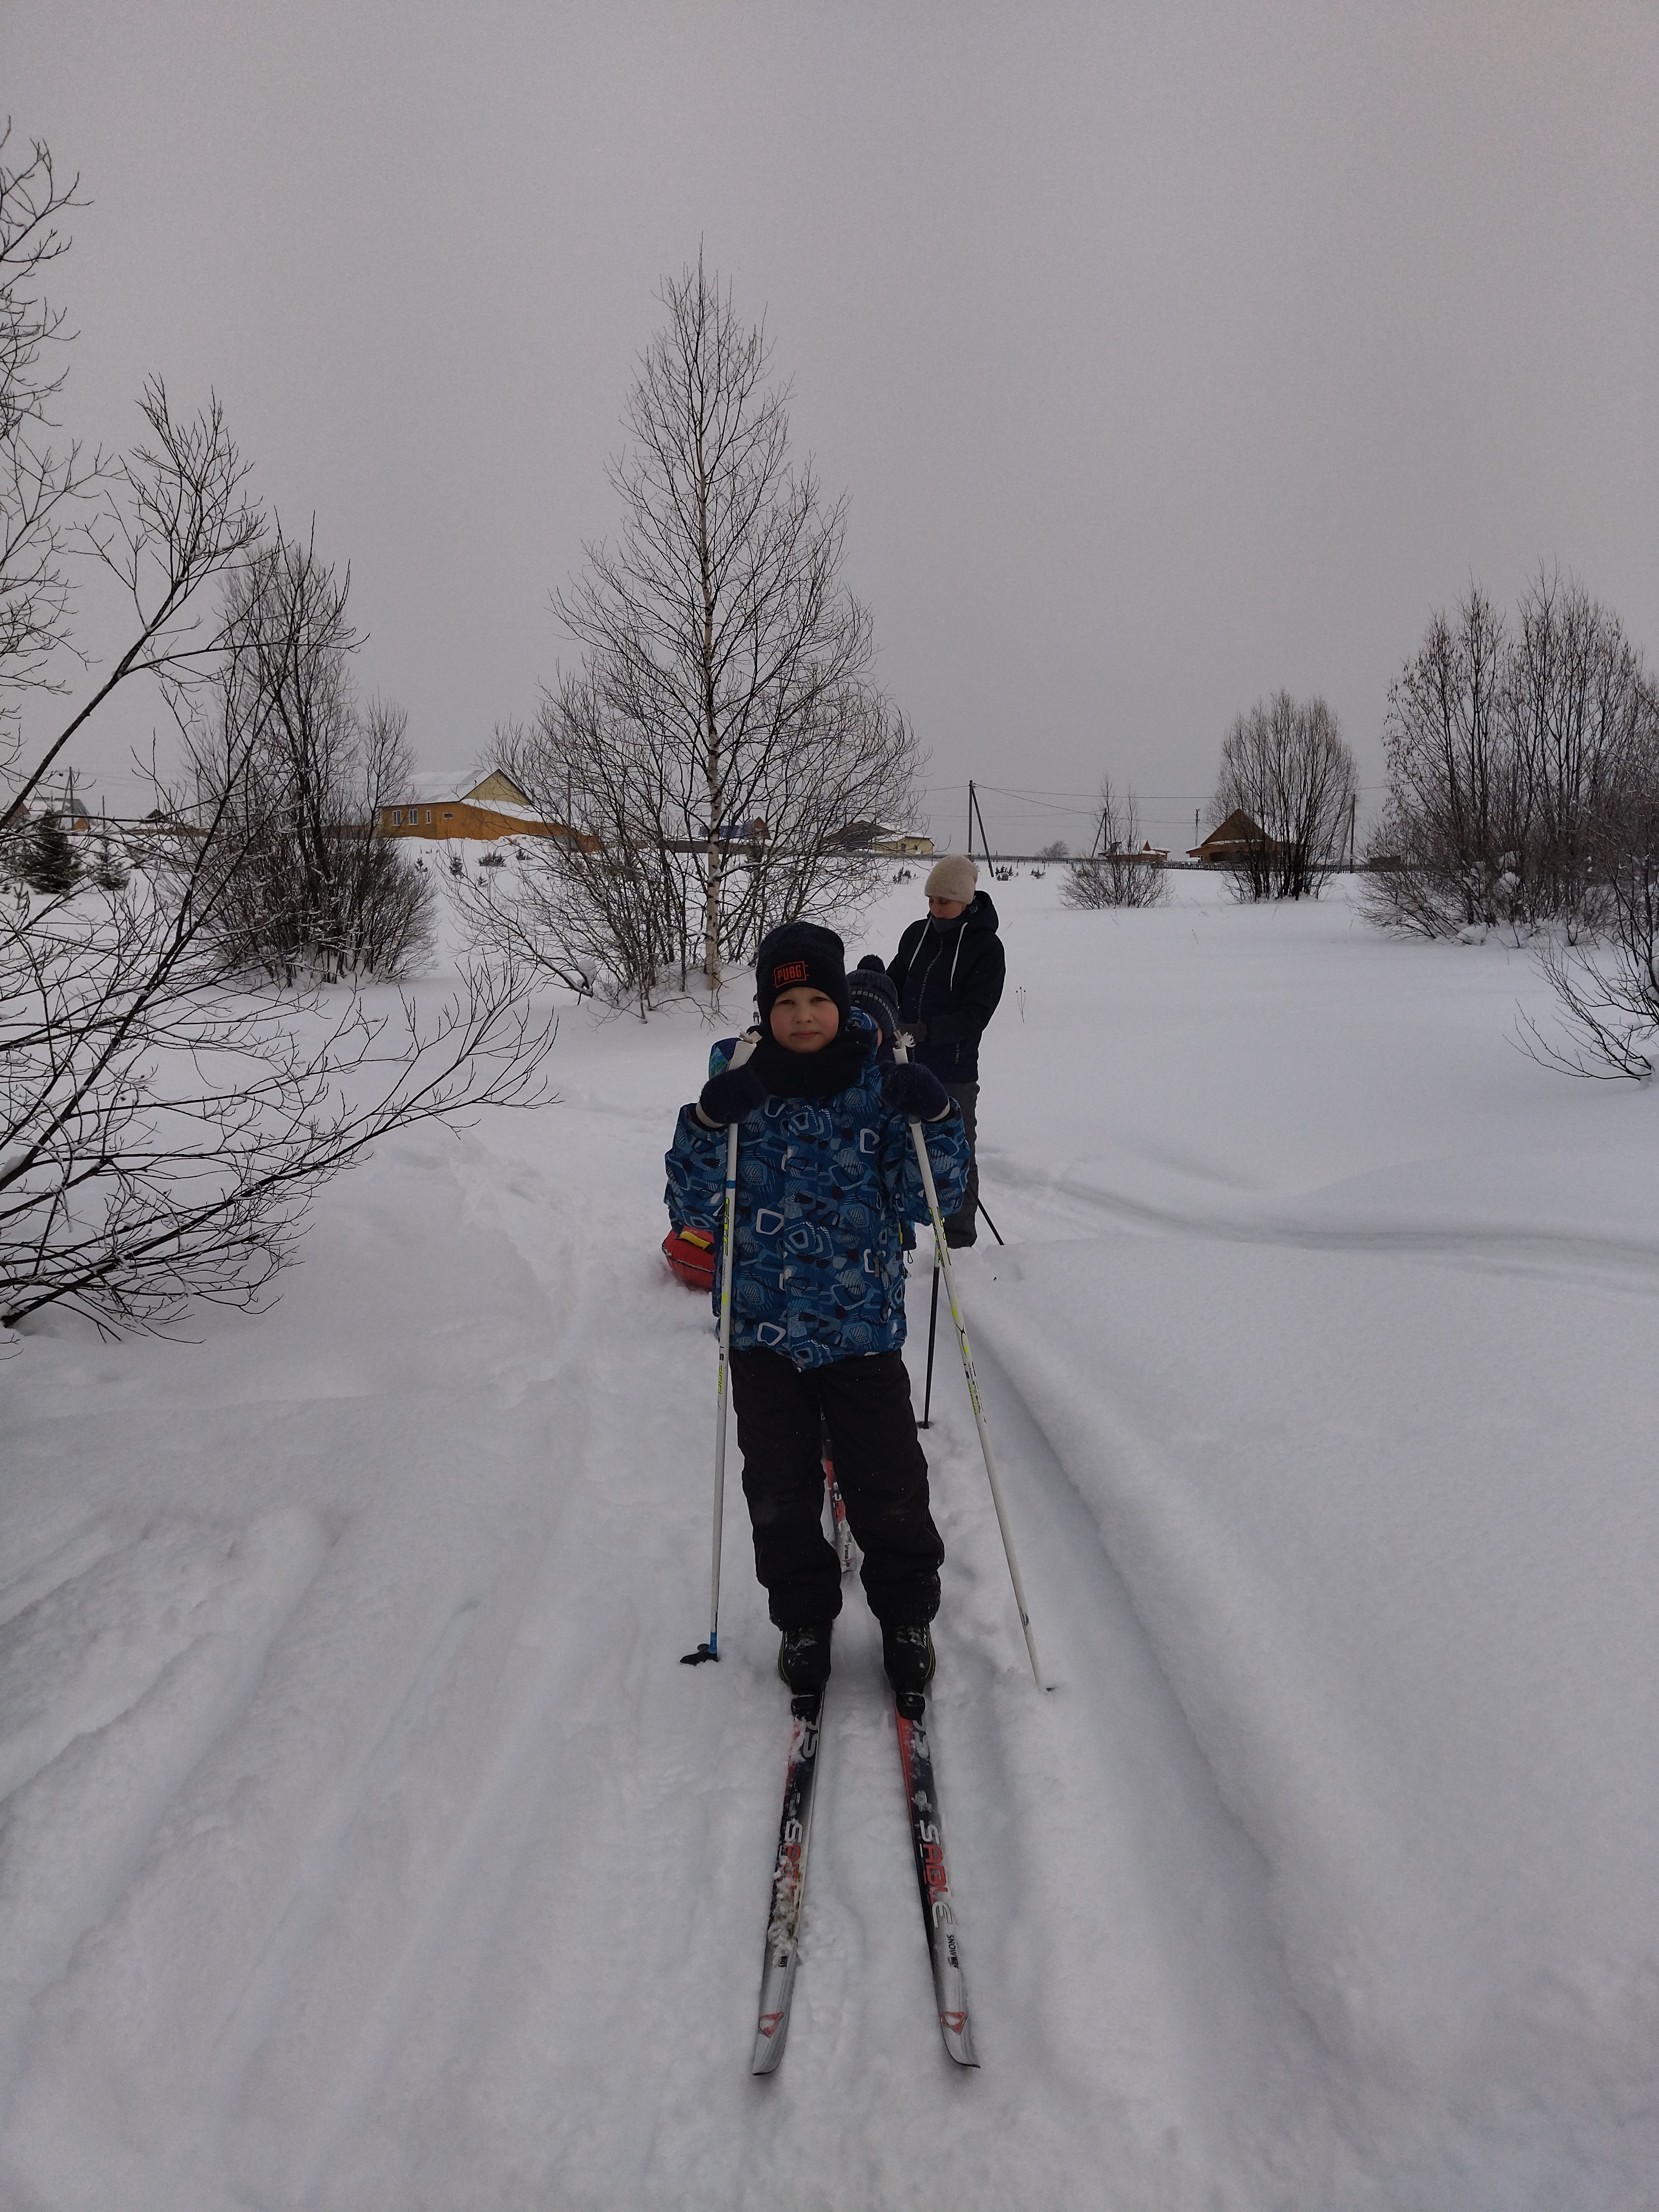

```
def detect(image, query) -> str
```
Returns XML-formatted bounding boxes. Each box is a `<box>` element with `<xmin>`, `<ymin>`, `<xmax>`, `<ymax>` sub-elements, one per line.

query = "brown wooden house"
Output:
<box><xmin>380</xmin><ymin>772</ymin><xmax>595</xmax><ymax>847</ymax></box>
<box><xmin>1188</xmin><ymin>810</ymin><xmax>1276</xmax><ymax>864</ymax></box>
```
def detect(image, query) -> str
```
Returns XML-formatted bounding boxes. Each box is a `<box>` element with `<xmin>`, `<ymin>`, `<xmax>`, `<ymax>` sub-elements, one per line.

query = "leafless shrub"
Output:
<box><xmin>1063</xmin><ymin>779</ymin><xmax>1168</xmax><ymax>909</ymax></box>
<box><xmin>455</xmin><ymin>687</ymin><xmax>680</xmax><ymax>1013</ymax></box>
<box><xmin>1365</xmin><ymin>575</ymin><xmax>1659</xmax><ymax>938</ymax></box>
<box><xmin>1211</xmin><ymin>692</ymin><xmax>1355</xmax><ymax>901</ymax></box>
<box><xmin>0</xmin><ymin>851</ymin><xmax>552</xmax><ymax>1330</ymax></box>
<box><xmin>180</xmin><ymin>531</ymin><xmax>432</xmax><ymax>983</ymax></box>
<box><xmin>1519</xmin><ymin>786</ymin><xmax>1659</xmax><ymax>1079</ymax></box>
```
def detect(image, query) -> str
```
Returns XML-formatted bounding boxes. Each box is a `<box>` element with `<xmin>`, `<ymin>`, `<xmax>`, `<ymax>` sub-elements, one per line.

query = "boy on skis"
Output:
<box><xmin>664</xmin><ymin>922</ymin><xmax>969</xmax><ymax>1697</ymax></box>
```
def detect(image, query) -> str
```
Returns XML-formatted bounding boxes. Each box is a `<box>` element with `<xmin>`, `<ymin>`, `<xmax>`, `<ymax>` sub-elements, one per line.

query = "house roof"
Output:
<box><xmin>1189</xmin><ymin>810</ymin><xmax>1268</xmax><ymax>855</ymax></box>
<box><xmin>462</xmin><ymin>770</ymin><xmax>533</xmax><ymax>809</ymax></box>
<box><xmin>398</xmin><ymin>774</ymin><xmax>540</xmax><ymax>818</ymax></box>
<box><xmin>402</xmin><ymin>770</ymin><xmax>471</xmax><ymax>801</ymax></box>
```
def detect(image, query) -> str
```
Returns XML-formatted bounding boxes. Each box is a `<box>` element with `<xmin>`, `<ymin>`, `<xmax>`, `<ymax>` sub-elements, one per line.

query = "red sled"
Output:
<box><xmin>662</xmin><ymin>1224</ymin><xmax>718</xmax><ymax>1292</ymax></box>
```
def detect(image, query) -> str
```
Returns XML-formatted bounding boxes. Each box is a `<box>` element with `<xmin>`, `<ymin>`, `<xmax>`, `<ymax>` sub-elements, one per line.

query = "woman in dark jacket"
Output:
<box><xmin>886</xmin><ymin>855</ymin><xmax>1005</xmax><ymax>1246</ymax></box>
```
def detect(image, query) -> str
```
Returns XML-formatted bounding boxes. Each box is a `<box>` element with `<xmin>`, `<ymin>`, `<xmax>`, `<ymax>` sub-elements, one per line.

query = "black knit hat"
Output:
<box><xmin>755</xmin><ymin>921</ymin><xmax>851</xmax><ymax>1025</ymax></box>
<box><xmin>847</xmin><ymin>953</ymin><xmax>899</xmax><ymax>1037</ymax></box>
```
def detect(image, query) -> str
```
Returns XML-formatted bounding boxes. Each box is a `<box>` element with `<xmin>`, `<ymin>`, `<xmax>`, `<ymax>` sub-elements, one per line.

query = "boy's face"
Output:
<box><xmin>770</xmin><ymin>986</ymin><xmax>840</xmax><ymax>1053</ymax></box>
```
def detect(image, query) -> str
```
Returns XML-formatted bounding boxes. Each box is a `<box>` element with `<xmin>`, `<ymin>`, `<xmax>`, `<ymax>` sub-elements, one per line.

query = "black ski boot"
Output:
<box><xmin>778</xmin><ymin>1622</ymin><xmax>833</xmax><ymax>1693</ymax></box>
<box><xmin>881</xmin><ymin>1621</ymin><xmax>936</xmax><ymax>1696</ymax></box>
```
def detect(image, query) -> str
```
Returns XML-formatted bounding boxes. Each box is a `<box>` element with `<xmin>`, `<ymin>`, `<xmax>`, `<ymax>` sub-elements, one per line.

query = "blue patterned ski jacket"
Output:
<box><xmin>663</xmin><ymin>1013</ymin><xmax>970</xmax><ymax>1369</ymax></box>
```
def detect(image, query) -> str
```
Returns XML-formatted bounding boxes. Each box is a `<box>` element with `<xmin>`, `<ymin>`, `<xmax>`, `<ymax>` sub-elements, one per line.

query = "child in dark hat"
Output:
<box><xmin>846</xmin><ymin>953</ymin><xmax>901</xmax><ymax>1057</ymax></box>
<box><xmin>664</xmin><ymin>922</ymin><xmax>970</xmax><ymax>1696</ymax></box>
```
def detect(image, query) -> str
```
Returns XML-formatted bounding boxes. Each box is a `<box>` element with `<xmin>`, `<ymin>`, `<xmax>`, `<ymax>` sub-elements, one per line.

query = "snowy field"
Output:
<box><xmin>4</xmin><ymin>867</ymin><xmax>1659</xmax><ymax>2212</ymax></box>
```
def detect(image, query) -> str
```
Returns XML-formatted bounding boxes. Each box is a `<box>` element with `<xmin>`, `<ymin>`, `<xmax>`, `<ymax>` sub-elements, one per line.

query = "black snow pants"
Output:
<box><xmin>729</xmin><ymin>1345</ymin><xmax>943</xmax><ymax>1630</ymax></box>
<box><xmin>941</xmin><ymin>1081</ymin><xmax>979</xmax><ymax>1247</ymax></box>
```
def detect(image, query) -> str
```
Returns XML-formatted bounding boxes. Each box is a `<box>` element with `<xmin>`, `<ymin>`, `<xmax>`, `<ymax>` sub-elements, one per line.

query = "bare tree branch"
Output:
<box><xmin>0</xmin><ymin>122</ymin><xmax>102</xmax><ymax>768</ymax></box>
<box><xmin>3</xmin><ymin>378</ymin><xmax>260</xmax><ymax>828</ymax></box>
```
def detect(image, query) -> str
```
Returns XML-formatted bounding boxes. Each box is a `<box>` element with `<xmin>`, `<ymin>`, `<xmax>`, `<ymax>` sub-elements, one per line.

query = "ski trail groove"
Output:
<box><xmin>987</xmin><ymin>1157</ymin><xmax>1659</xmax><ymax>1297</ymax></box>
<box><xmin>928</xmin><ymin>1274</ymin><xmax>1337</xmax><ymax>2193</ymax></box>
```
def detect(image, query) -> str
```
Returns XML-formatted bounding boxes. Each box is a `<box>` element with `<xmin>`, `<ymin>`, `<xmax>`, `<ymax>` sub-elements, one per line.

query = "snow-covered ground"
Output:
<box><xmin>4</xmin><ymin>868</ymin><xmax>1659</xmax><ymax>2211</ymax></box>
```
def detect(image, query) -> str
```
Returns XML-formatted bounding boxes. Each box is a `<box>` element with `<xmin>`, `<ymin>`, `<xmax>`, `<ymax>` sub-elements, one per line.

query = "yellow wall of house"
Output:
<box><xmin>381</xmin><ymin>802</ymin><xmax>555</xmax><ymax>841</ymax></box>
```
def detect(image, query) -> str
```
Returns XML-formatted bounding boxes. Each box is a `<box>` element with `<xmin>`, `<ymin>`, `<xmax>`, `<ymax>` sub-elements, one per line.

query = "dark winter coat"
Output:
<box><xmin>663</xmin><ymin>1011</ymin><xmax>969</xmax><ymax>1370</ymax></box>
<box><xmin>888</xmin><ymin>891</ymin><xmax>1005</xmax><ymax>1082</ymax></box>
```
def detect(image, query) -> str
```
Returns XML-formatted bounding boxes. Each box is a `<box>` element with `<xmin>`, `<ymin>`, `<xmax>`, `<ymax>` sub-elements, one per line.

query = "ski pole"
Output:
<box><xmin>920</xmin><ymin>1255</ymin><xmax>941</xmax><ymax>1428</ymax></box>
<box><xmin>975</xmin><ymin>1196</ymin><xmax>1005</xmax><ymax>1247</ymax></box>
<box><xmin>682</xmin><ymin>1027</ymin><xmax>761</xmax><ymax>1666</ymax></box>
<box><xmin>895</xmin><ymin>1039</ymin><xmax>1046</xmax><ymax>1690</ymax></box>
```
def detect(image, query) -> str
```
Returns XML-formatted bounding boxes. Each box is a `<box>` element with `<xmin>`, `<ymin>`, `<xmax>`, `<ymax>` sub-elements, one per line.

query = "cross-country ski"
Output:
<box><xmin>751</xmin><ymin>1692</ymin><xmax>827</xmax><ymax>2074</ymax></box>
<box><xmin>749</xmin><ymin>1673</ymin><xmax>974</xmax><ymax>2077</ymax></box>
<box><xmin>894</xmin><ymin>1691</ymin><xmax>978</xmax><ymax>2067</ymax></box>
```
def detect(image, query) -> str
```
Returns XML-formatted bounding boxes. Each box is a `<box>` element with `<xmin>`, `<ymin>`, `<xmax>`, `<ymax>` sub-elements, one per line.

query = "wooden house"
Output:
<box><xmin>828</xmin><ymin>820</ymin><xmax>935</xmax><ymax>856</ymax></box>
<box><xmin>1188</xmin><ymin>810</ymin><xmax>1274</xmax><ymax>864</ymax></box>
<box><xmin>380</xmin><ymin>772</ymin><xmax>594</xmax><ymax>848</ymax></box>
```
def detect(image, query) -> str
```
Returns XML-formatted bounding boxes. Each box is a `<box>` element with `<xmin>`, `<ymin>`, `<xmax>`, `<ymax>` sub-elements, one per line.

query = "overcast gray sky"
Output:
<box><xmin>12</xmin><ymin>2</ymin><xmax>1659</xmax><ymax>851</ymax></box>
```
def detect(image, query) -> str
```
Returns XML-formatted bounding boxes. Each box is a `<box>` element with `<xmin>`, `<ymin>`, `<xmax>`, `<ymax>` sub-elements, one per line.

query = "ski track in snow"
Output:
<box><xmin>990</xmin><ymin>1154</ymin><xmax>1659</xmax><ymax>1302</ymax></box>
<box><xmin>2</xmin><ymin>873</ymin><xmax>1658</xmax><ymax>2209</ymax></box>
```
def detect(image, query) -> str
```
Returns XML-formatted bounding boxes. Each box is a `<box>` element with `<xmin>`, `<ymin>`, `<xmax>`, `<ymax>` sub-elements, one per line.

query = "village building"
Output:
<box><xmin>380</xmin><ymin>771</ymin><xmax>592</xmax><ymax>846</ymax></box>
<box><xmin>1188</xmin><ymin>810</ymin><xmax>1275</xmax><ymax>864</ymax></box>
<box><xmin>827</xmin><ymin>820</ymin><xmax>935</xmax><ymax>857</ymax></box>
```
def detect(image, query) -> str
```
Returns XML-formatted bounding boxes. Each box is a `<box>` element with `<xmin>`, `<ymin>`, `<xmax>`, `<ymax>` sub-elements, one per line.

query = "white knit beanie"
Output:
<box><xmin>925</xmin><ymin>854</ymin><xmax>978</xmax><ymax>902</ymax></box>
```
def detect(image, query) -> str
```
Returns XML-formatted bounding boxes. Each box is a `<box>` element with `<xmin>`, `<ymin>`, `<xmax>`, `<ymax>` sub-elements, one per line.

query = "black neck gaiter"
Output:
<box><xmin>749</xmin><ymin>1030</ymin><xmax>872</xmax><ymax>1099</ymax></box>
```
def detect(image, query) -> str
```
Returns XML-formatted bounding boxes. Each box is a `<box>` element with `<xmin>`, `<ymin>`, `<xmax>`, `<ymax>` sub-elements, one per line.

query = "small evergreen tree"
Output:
<box><xmin>90</xmin><ymin>825</ymin><xmax>129</xmax><ymax>890</ymax></box>
<box><xmin>20</xmin><ymin>811</ymin><xmax>80</xmax><ymax>894</ymax></box>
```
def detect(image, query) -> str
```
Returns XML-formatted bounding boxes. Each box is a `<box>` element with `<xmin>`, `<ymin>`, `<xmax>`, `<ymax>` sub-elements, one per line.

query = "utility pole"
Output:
<box><xmin>966</xmin><ymin>779</ymin><xmax>992</xmax><ymax>861</ymax></box>
<box><xmin>974</xmin><ymin>784</ymin><xmax>992</xmax><ymax>861</ymax></box>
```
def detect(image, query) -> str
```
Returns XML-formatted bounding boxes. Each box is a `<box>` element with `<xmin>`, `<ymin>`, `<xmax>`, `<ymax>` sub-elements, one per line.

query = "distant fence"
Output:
<box><xmin>968</xmin><ymin>854</ymin><xmax>1378</xmax><ymax>873</ymax></box>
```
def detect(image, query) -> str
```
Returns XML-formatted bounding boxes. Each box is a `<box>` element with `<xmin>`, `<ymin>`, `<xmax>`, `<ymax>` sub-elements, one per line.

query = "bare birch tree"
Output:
<box><xmin>546</xmin><ymin>253</ymin><xmax>916</xmax><ymax>1000</ymax></box>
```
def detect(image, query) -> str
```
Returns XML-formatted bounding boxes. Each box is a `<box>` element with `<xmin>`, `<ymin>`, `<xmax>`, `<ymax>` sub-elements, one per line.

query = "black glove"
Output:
<box><xmin>882</xmin><ymin>1062</ymin><xmax>950</xmax><ymax>1120</ymax></box>
<box><xmin>698</xmin><ymin>1061</ymin><xmax>768</xmax><ymax>1126</ymax></box>
<box><xmin>903</xmin><ymin>1018</ymin><xmax>929</xmax><ymax>1044</ymax></box>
